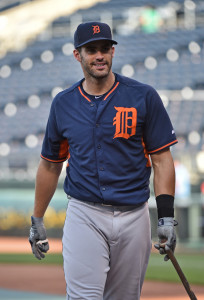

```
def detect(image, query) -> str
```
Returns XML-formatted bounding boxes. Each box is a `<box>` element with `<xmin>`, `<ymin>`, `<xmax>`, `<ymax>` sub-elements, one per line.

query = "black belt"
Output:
<box><xmin>67</xmin><ymin>195</ymin><xmax>146</xmax><ymax>210</ymax></box>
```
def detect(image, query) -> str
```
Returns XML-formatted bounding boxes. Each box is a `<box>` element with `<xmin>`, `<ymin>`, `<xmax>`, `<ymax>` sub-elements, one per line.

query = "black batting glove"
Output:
<box><xmin>29</xmin><ymin>216</ymin><xmax>49</xmax><ymax>260</ymax></box>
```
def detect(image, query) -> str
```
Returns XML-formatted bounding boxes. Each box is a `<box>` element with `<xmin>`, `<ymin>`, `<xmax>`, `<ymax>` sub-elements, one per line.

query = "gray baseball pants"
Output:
<box><xmin>62</xmin><ymin>197</ymin><xmax>152</xmax><ymax>300</ymax></box>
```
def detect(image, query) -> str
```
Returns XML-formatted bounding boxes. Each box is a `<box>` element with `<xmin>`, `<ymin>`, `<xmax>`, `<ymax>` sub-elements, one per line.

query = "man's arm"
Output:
<box><xmin>34</xmin><ymin>158</ymin><xmax>63</xmax><ymax>217</ymax></box>
<box><xmin>151</xmin><ymin>147</ymin><xmax>175</xmax><ymax>197</ymax></box>
<box><xmin>29</xmin><ymin>158</ymin><xmax>63</xmax><ymax>259</ymax></box>
<box><xmin>151</xmin><ymin>148</ymin><xmax>177</xmax><ymax>261</ymax></box>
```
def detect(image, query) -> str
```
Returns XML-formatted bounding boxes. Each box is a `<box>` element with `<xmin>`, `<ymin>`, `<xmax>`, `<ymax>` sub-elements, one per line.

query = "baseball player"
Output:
<box><xmin>29</xmin><ymin>22</ymin><xmax>178</xmax><ymax>300</ymax></box>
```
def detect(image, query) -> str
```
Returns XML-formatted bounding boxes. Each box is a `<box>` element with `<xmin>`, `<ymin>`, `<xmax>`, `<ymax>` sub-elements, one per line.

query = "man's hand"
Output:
<box><xmin>29</xmin><ymin>216</ymin><xmax>49</xmax><ymax>260</ymax></box>
<box><xmin>154</xmin><ymin>217</ymin><xmax>178</xmax><ymax>261</ymax></box>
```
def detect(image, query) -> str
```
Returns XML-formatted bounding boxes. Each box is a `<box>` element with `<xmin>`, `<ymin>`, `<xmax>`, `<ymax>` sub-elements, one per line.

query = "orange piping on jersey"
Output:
<box><xmin>78</xmin><ymin>86</ymin><xmax>91</xmax><ymax>102</ymax></box>
<box><xmin>148</xmin><ymin>139</ymin><xmax>178</xmax><ymax>154</ymax></box>
<box><xmin>104</xmin><ymin>82</ymin><xmax>119</xmax><ymax>101</ymax></box>
<box><xmin>142</xmin><ymin>138</ymin><xmax>151</xmax><ymax>167</ymax></box>
<box><xmin>59</xmin><ymin>139</ymin><xmax>69</xmax><ymax>159</ymax></box>
<box><xmin>40</xmin><ymin>154</ymin><xmax>67</xmax><ymax>163</ymax></box>
<box><xmin>67</xmin><ymin>146</ymin><xmax>70</xmax><ymax>167</ymax></box>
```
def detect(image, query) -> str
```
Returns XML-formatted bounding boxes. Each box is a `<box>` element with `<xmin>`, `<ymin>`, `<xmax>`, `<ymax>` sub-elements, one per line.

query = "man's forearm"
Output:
<box><xmin>33</xmin><ymin>159</ymin><xmax>63</xmax><ymax>217</ymax></box>
<box><xmin>151</xmin><ymin>149</ymin><xmax>178</xmax><ymax>258</ymax></box>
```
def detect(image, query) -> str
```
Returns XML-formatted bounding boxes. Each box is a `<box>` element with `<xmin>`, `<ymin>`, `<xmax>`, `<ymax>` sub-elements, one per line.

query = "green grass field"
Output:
<box><xmin>146</xmin><ymin>253</ymin><xmax>204</xmax><ymax>285</ymax></box>
<box><xmin>0</xmin><ymin>252</ymin><xmax>203</xmax><ymax>285</ymax></box>
<box><xmin>0</xmin><ymin>253</ymin><xmax>63</xmax><ymax>265</ymax></box>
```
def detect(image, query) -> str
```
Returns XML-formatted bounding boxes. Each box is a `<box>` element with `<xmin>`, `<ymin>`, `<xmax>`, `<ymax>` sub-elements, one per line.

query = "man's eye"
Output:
<box><xmin>87</xmin><ymin>48</ymin><xmax>96</xmax><ymax>53</ymax></box>
<box><xmin>102</xmin><ymin>47</ymin><xmax>110</xmax><ymax>52</ymax></box>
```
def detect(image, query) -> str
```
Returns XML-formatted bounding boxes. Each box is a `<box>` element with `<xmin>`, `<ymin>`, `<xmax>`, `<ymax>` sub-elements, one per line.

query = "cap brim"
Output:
<box><xmin>76</xmin><ymin>37</ymin><xmax>117</xmax><ymax>48</ymax></box>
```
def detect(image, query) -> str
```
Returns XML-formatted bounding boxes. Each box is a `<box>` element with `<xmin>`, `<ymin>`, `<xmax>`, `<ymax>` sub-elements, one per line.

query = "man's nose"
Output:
<box><xmin>95</xmin><ymin>51</ymin><xmax>104</xmax><ymax>60</ymax></box>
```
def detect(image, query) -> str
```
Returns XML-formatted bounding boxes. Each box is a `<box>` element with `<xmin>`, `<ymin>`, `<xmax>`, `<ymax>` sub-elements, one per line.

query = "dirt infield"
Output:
<box><xmin>0</xmin><ymin>263</ymin><xmax>204</xmax><ymax>299</ymax></box>
<box><xmin>0</xmin><ymin>237</ymin><xmax>204</xmax><ymax>299</ymax></box>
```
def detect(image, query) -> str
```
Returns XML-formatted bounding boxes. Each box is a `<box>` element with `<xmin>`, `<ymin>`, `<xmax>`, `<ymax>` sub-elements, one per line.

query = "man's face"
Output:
<box><xmin>74</xmin><ymin>40</ymin><xmax>115</xmax><ymax>79</ymax></box>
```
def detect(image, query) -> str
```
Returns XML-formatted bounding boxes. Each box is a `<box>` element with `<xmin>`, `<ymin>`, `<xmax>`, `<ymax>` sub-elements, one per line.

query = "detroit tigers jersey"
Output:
<box><xmin>41</xmin><ymin>73</ymin><xmax>177</xmax><ymax>205</ymax></box>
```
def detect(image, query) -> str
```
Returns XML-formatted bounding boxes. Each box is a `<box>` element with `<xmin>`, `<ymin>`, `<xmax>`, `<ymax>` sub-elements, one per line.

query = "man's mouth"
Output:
<box><xmin>93</xmin><ymin>62</ymin><xmax>107</xmax><ymax>69</ymax></box>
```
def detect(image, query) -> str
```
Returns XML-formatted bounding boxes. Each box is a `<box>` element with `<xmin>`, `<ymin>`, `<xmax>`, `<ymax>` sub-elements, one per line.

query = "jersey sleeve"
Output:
<box><xmin>143</xmin><ymin>87</ymin><xmax>178</xmax><ymax>154</ymax></box>
<box><xmin>41</xmin><ymin>99</ymin><xmax>69</xmax><ymax>163</ymax></box>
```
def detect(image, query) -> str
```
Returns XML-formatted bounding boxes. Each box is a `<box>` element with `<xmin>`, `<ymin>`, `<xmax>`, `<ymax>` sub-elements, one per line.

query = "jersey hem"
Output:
<box><xmin>41</xmin><ymin>154</ymin><xmax>67</xmax><ymax>163</ymax></box>
<box><xmin>148</xmin><ymin>139</ymin><xmax>178</xmax><ymax>154</ymax></box>
<box><xmin>65</xmin><ymin>191</ymin><xmax>150</xmax><ymax>206</ymax></box>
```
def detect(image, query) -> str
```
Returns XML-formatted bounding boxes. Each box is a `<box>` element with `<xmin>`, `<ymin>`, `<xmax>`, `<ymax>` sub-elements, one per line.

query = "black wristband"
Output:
<box><xmin>156</xmin><ymin>194</ymin><xmax>174</xmax><ymax>219</ymax></box>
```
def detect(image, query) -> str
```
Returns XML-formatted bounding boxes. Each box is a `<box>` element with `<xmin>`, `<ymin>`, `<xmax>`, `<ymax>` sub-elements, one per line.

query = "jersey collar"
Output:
<box><xmin>78</xmin><ymin>76</ymin><xmax>119</xmax><ymax>103</ymax></box>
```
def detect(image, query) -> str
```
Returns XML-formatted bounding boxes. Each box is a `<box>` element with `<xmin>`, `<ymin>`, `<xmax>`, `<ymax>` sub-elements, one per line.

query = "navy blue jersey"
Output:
<box><xmin>41</xmin><ymin>73</ymin><xmax>177</xmax><ymax>205</ymax></box>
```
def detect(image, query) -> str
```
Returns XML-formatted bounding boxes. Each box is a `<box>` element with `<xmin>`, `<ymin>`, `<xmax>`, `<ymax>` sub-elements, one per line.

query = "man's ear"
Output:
<box><xmin>112</xmin><ymin>46</ymin><xmax>115</xmax><ymax>58</ymax></box>
<box><xmin>73</xmin><ymin>49</ymin><xmax>81</xmax><ymax>62</ymax></box>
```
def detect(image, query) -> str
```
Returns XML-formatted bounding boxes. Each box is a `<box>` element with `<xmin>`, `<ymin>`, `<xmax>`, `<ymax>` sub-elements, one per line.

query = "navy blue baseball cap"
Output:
<box><xmin>74</xmin><ymin>21</ymin><xmax>117</xmax><ymax>49</ymax></box>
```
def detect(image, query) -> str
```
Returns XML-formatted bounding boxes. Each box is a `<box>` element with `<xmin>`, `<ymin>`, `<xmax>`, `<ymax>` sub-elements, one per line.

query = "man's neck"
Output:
<box><xmin>82</xmin><ymin>72</ymin><xmax>115</xmax><ymax>96</ymax></box>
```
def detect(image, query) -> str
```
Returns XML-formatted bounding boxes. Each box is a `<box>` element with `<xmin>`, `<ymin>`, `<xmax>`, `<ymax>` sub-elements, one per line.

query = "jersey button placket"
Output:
<box><xmin>95</xmin><ymin>117</ymin><xmax>106</xmax><ymax>195</ymax></box>
<box><xmin>96</xmin><ymin>143</ymin><xmax>105</xmax><ymax>191</ymax></box>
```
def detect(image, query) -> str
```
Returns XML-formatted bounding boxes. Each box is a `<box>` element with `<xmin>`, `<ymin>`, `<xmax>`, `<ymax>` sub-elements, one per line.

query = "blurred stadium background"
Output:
<box><xmin>0</xmin><ymin>0</ymin><xmax>204</xmax><ymax>249</ymax></box>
